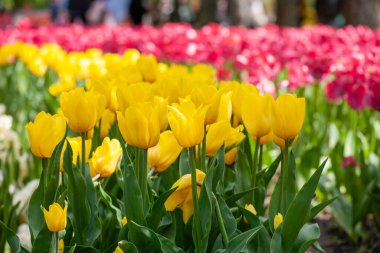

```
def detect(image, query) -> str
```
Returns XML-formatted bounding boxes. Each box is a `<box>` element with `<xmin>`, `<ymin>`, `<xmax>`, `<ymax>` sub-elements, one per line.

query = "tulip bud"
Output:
<box><xmin>43</xmin><ymin>203</ymin><xmax>67</xmax><ymax>232</ymax></box>
<box><xmin>243</xmin><ymin>204</ymin><xmax>257</xmax><ymax>223</ymax></box>
<box><xmin>274</xmin><ymin>213</ymin><xmax>283</xmax><ymax>230</ymax></box>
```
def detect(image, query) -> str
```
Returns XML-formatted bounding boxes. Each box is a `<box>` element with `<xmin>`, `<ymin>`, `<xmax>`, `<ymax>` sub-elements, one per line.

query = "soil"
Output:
<box><xmin>307</xmin><ymin>216</ymin><xmax>380</xmax><ymax>253</ymax></box>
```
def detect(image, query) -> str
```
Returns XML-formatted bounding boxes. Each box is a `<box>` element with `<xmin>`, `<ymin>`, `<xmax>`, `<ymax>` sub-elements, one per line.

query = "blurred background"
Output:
<box><xmin>0</xmin><ymin>0</ymin><xmax>379</xmax><ymax>28</ymax></box>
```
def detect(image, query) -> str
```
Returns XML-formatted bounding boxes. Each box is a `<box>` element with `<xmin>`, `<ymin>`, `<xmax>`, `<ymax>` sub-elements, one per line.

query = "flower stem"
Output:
<box><xmin>189</xmin><ymin>147</ymin><xmax>202</xmax><ymax>253</ymax></box>
<box><xmin>81</xmin><ymin>132</ymin><xmax>86</xmax><ymax>175</ymax></box>
<box><xmin>251</xmin><ymin>137</ymin><xmax>260</xmax><ymax>202</ymax></box>
<box><xmin>138</xmin><ymin>148</ymin><xmax>148</xmax><ymax>212</ymax></box>
<box><xmin>258</xmin><ymin>144</ymin><xmax>263</xmax><ymax>172</ymax></box>
<box><xmin>212</xmin><ymin>192</ymin><xmax>229</xmax><ymax>246</ymax></box>
<box><xmin>55</xmin><ymin>232</ymin><xmax>59</xmax><ymax>253</ymax></box>
<box><xmin>280</xmin><ymin>139</ymin><xmax>290</xmax><ymax>214</ymax></box>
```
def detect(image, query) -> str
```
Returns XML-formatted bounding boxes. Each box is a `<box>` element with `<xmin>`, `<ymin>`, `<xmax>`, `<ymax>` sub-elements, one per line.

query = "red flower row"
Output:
<box><xmin>1</xmin><ymin>23</ymin><xmax>379</xmax><ymax>111</ymax></box>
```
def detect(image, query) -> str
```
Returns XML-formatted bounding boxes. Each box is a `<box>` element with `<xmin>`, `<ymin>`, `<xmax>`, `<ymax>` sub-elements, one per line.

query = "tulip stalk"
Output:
<box><xmin>137</xmin><ymin>148</ymin><xmax>148</xmax><ymax>212</ymax></box>
<box><xmin>280</xmin><ymin>139</ymin><xmax>290</xmax><ymax>214</ymax></box>
<box><xmin>251</xmin><ymin>137</ymin><xmax>261</xmax><ymax>201</ymax></box>
<box><xmin>81</xmin><ymin>132</ymin><xmax>86</xmax><ymax>175</ymax></box>
<box><xmin>189</xmin><ymin>147</ymin><xmax>202</xmax><ymax>252</ymax></box>
<box><xmin>55</xmin><ymin>232</ymin><xmax>59</xmax><ymax>253</ymax></box>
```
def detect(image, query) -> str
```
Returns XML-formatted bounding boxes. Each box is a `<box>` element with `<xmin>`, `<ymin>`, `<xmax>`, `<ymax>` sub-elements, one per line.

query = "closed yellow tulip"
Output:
<box><xmin>148</xmin><ymin>131</ymin><xmax>182</xmax><ymax>173</ymax></box>
<box><xmin>191</xmin><ymin>86</ymin><xmax>219</xmax><ymax>125</ymax></box>
<box><xmin>26</xmin><ymin>112</ymin><xmax>66</xmax><ymax>158</ymax></box>
<box><xmin>116</xmin><ymin>83</ymin><xmax>153</xmax><ymax>112</ymax></box>
<box><xmin>272</xmin><ymin>94</ymin><xmax>305</xmax><ymax>140</ymax></box>
<box><xmin>205</xmin><ymin>121</ymin><xmax>230</xmax><ymax>157</ymax></box>
<box><xmin>137</xmin><ymin>54</ymin><xmax>157</xmax><ymax>82</ymax></box>
<box><xmin>117</xmin><ymin>102</ymin><xmax>161</xmax><ymax>149</ymax></box>
<box><xmin>90</xmin><ymin>137</ymin><xmax>122</xmax><ymax>178</ymax></box>
<box><xmin>114</xmin><ymin>246</ymin><xmax>124</xmax><ymax>253</ymax></box>
<box><xmin>60</xmin><ymin>88</ymin><xmax>106</xmax><ymax>133</ymax></box>
<box><xmin>231</xmin><ymin>83</ymin><xmax>259</xmax><ymax>123</ymax></box>
<box><xmin>243</xmin><ymin>204</ymin><xmax>257</xmax><ymax>223</ymax></box>
<box><xmin>43</xmin><ymin>203</ymin><xmax>67</xmax><ymax>232</ymax></box>
<box><xmin>59</xmin><ymin>239</ymin><xmax>64</xmax><ymax>253</ymax></box>
<box><xmin>100</xmin><ymin>109</ymin><xmax>116</xmax><ymax>139</ymax></box>
<box><xmin>59</xmin><ymin>137</ymin><xmax>92</xmax><ymax>172</ymax></box>
<box><xmin>164</xmin><ymin>169</ymin><xmax>206</xmax><ymax>223</ymax></box>
<box><xmin>225</xmin><ymin>148</ymin><xmax>237</xmax><ymax>165</ymax></box>
<box><xmin>242</xmin><ymin>92</ymin><xmax>273</xmax><ymax>139</ymax></box>
<box><xmin>274</xmin><ymin>212</ymin><xmax>283</xmax><ymax>230</ymax></box>
<box><xmin>168</xmin><ymin>99</ymin><xmax>207</xmax><ymax>148</ymax></box>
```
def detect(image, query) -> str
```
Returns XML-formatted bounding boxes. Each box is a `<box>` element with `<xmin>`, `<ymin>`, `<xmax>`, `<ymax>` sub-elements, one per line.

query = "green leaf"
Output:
<box><xmin>74</xmin><ymin>245</ymin><xmax>100</xmax><ymax>253</ymax></box>
<box><xmin>225</xmin><ymin>188</ymin><xmax>256</xmax><ymax>206</ymax></box>
<box><xmin>262</xmin><ymin>154</ymin><xmax>282</xmax><ymax>187</ymax></box>
<box><xmin>268</xmin><ymin>175</ymin><xmax>282</xmax><ymax>233</ymax></box>
<box><xmin>270</xmin><ymin>225</ymin><xmax>283</xmax><ymax>253</ymax></box>
<box><xmin>179</xmin><ymin>150</ymin><xmax>191</xmax><ymax>176</ymax></box>
<box><xmin>64</xmin><ymin>143</ymin><xmax>91</xmax><ymax>245</ymax></box>
<box><xmin>147</xmin><ymin>187</ymin><xmax>176</xmax><ymax>231</ymax></box>
<box><xmin>118</xmin><ymin>241</ymin><xmax>138</xmax><ymax>253</ymax></box>
<box><xmin>0</xmin><ymin>220</ymin><xmax>29</xmax><ymax>253</ymax></box>
<box><xmin>309</xmin><ymin>196</ymin><xmax>337</xmax><ymax>220</ymax></box>
<box><xmin>215</xmin><ymin>193</ymin><xmax>237</xmax><ymax>236</ymax></box>
<box><xmin>120</xmin><ymin>142</ymin><xmax>146</xmax><ymax>226</ymax></box>
<box><xmin>129</xmin><ymin>221</ymin><xmax>185</xmax><ymax>253</ymax></box>
<box><xmin>234</xmin><ymin>146</ymin><xmax>252</xmax><ymax>205</ymax></box>
<box><xmin>223</xmin><ymin>226</ymin><xmax>263</xmax><ymax>253</ymax></box>
<box><xmin>290</xmin><ymin>223</ymin><xmax>320</xmax><ymax>253</ymax></box>
<box><xmin>30</xmin><ymin>227</ymin><xmax>52</xmax><ymax>253</ymax></box>
<box><xmin>281</xmin><ymin>159</ymin><xmax>327</xmax><ymax>252</ymax></box>
<box><xmin>98</xmin><ymin>184</ymin><xmax>122</xmax><ymax>226</ymax></box>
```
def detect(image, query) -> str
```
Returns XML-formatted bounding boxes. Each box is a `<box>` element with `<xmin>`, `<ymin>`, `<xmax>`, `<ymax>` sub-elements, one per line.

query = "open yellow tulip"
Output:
<box><xmin>90</xmin><ymin>137</ymin><xmax>122</xmax><ymax>178</ymax></box>
<box><xmin>148</xmin><ymin>131</ymin><xmax>182</xmax><ymax>173</ymax></box>
<box><xmin>165</xmin><ymin>169</ymin><xmax>206</xmax><ymax>223</ymax></box>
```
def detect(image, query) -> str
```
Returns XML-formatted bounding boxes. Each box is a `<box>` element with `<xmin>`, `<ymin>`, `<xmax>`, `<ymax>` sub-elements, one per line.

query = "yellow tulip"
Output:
<box><xmin>26</xmin><ymin>112</ymin><xmax>66</xmax><ymax>158</ymax></box>
<box><xmin>205</xmin><ymin>121</ymin><xmax>230</xmax><ymax>157</ymax></box>
<box><xmin>137</xmin><ymin>54</ymin><xmax>157</xmax><ymax>82</ymax></box>
<box><xmin>168</xmin><ymin>99</ymin><xmax>207</xmax><ymax>148</ymax></box>
<box><xmin>274</xmin><ymin>213</ymin><xmax>283</xmax><ymax>230</ymax></box>
<box><xmin>191</xmin><ymin>86</ymin><xmax>219</xmax><ymax>125</ymax></box>
<box><xmin>89</xmin><ymin>137</ymin><xmax>122</xmax><ymax>178</ymax></box>
<box><xmin>164</xmin><ymin>169</ymin><xmax>206</xmax><ymax>223</ymax></box>
<box><xmin>231</xmin><ymin>83</ymin><xmax>259</xmax><ymax>123</ymax></box>
<box><xmin>242</xmin><ymin>92</ymin><xmax>273</xmax><ymax>139</ymax></box>
<box><xmin>117</xmin><ymin>102</ymin><xmax>161</xmax><ymax>149</ymax></box>
<box><xmin>116</xmin><ymin>83</ymin><xmax>153</xmax><ymax>112</ymax></box>
<box><xmin>100</xmin><ymin>109</ymin><xmax>116</xmax><ymax>139</ymax></box>
<box><xmin>59</xmin><ymin>137</ymin><xmax>92</xmax><ymax>172</ymax></box>
<box><xmin>43</xmin><ymin>203</ymin><xmax>67</xmax><ymax>232</ymax></box>
<box><xmin>225</xmin><ymin>148</ymin><xmax>237</xmax><ymax>165</ymax></box>
<box><xmin>216</xmin><ymin>92</ymin><xmax>233</xmax><ymax>123</ymax></box>
<box><xmin>60</xmin><ymin>88</ymin><xmax>106</xmax><ymax>133</ymax></box>
<box><xmin>148</xmin><ymin>131</ymin><xmax>183</xmax><ymax>173</ymax></box>
<box><xmin>243</xmin><ymin>204</ymin><xmax>257</xmax><ymax>223</ymax></box>
<box><xmin>272</xmin><ymin>94</ymin><xmax>305</xmax><ymax>140</ymax></box>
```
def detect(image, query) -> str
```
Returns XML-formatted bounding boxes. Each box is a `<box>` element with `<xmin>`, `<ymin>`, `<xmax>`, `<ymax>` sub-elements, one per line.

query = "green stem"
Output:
<box><xmin>138</xmin><ymin>148</ymin><xmax>148</xmax><ymax>212</ymax></box>
<box><xmin>55</xmin><ymin>232</ymin><xmax>59</xmax><ymax>253</ymax></box>
<box><xmin>251</xmin><ymin>137</ymin><xmax>261</xmax><ymax>199</ymax></box>
<box><xmin>280</xmin><ymin>140</ymin><xmax>290</xmax><ymax>214</ymax></box>
<box><xmin>200</xmin><ymin>136</ymin><xmax>206</xmax><ymax>172</ymax></box>
<box><xmin>81</xmin><ymin>132</ymin><xmax>86</xmax><ymax>175</ymax></box>
<box><xmin>258</xmin><ymin>144</ymin><xmax>263</xmax><ymax>172</ymax></box>
<box><xmin>212</xmin><ymin>193</ymin><xmax>229</xmax><ymax>246</ymax></box>
<box><xmin>189</xmin><ymin>147</ymin><xmax>202</xmax><ymax>253</ymax></box>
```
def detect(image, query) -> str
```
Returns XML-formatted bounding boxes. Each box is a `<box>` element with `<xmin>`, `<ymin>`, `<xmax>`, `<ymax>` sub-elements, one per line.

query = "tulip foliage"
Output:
<box><xmin>0</xmin><ymin>44</ymin><xmax>338</xmax><ymax>253</ymax></box>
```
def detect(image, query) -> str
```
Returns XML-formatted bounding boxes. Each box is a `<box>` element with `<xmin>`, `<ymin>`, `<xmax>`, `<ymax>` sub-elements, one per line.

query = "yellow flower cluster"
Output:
<box><xmin>23</xmin><ymin>42</ymin><xmax>305</xmax><ymax>229</ymax></box>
